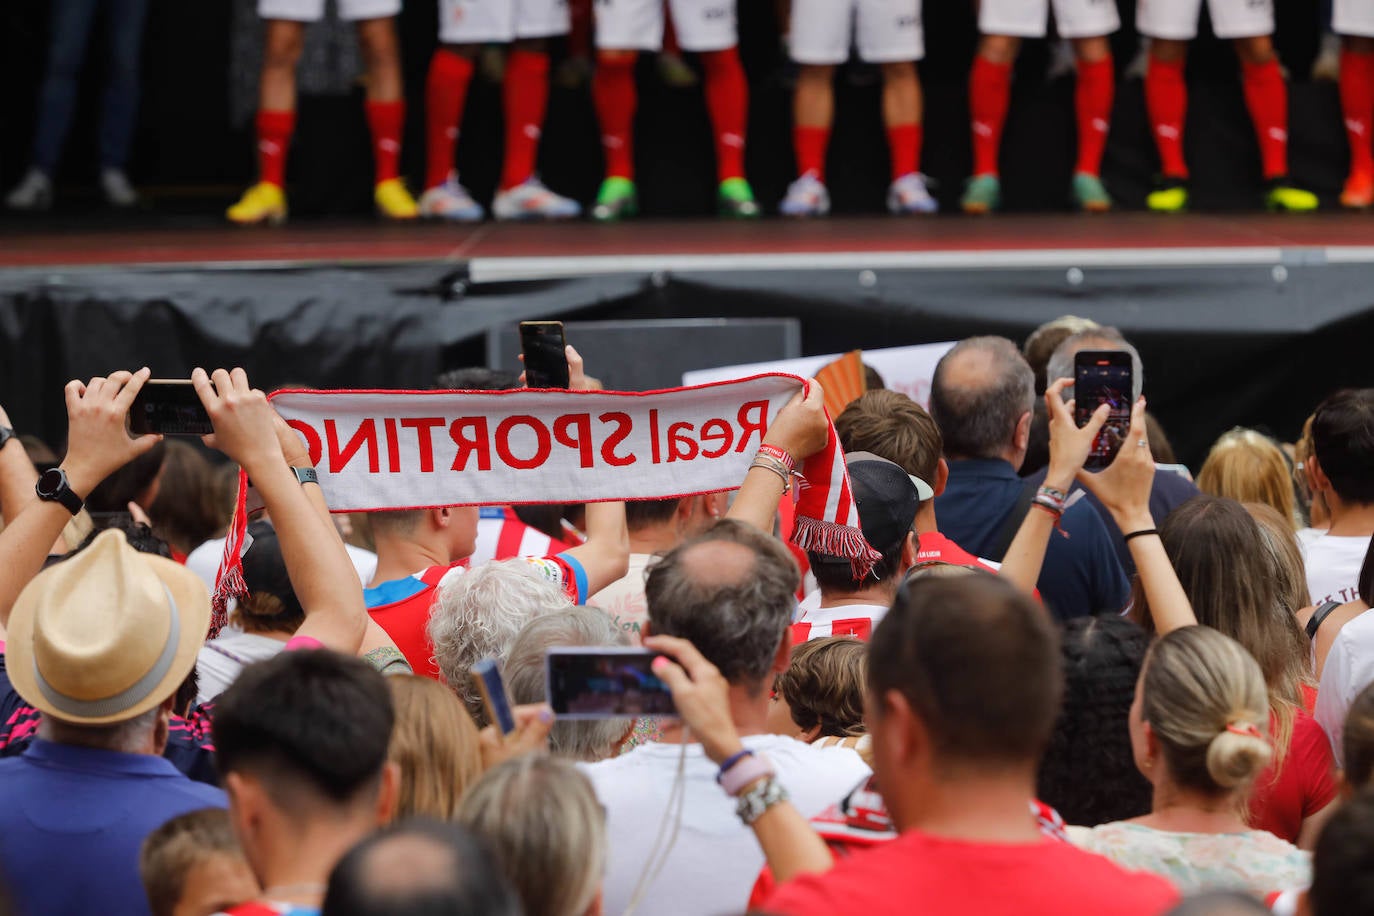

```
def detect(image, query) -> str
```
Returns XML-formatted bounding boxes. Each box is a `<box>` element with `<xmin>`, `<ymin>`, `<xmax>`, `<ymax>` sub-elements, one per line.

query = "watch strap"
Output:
<box><xmin>292</xmin><ymin>467</ymin><xmax>319</xmax><ymax>487</ymax></box>
<box><xmin>36</xmin><ymin>469</ymin><xmax>83</xmax><ymax>516</ymax></box>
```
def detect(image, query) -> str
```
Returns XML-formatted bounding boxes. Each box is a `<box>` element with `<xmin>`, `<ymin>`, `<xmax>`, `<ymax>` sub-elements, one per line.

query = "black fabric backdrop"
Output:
<box><xmin>3</xmin><ymin>257</ymin><xmax>1374</xmax><ymax>467</ymax></box>
<box><xmin>0</xmin><ymin>0</ymin><xmax>1347</xmax><ymax>215</ymax></box>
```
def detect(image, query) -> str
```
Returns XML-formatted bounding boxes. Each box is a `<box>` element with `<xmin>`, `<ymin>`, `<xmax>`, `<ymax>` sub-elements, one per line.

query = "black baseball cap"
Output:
<box><xmin>241</xmin><ymin>521</ymin><xmax>304</xmax><ymax>621</ymax></box>
<box><xmin>813</xmin><ymin>452</ymin><xmax>921</xmax><ymax>563</ymax></box>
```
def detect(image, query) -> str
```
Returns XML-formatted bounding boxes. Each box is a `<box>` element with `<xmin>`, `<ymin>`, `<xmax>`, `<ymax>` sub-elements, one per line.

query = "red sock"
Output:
<box><xmin>593</xmin><ymin>56</ymin><xmax>637</xmax><ymax>180</ymax></box>
<box><xmin>1144</xmin><ymin>55</ymin><xmax>1188</xmax><ymax>179</ymax></box>
<box><xmin>425</xmin><ymin>49</ymin><xmax>474</xmax><ymax>190</ymax></box>
<box><xmin>1241</xmin><ymin>59</ymin><xmax>1288</xmax><ymax>180</ymax></box>
<box><xmin>365</xmin><ymin>99</ymin><xmax>404</xmax><ymax>184</ymax></box>
<box><xmin>969</xmin><ymin>56</ymin><xmax>1012</xmax><ymax>177</ymax></box>
<box><xmin>256</xmin><ymin>109</ymin><xmax>295</xmax><ymax>188</ymax></box>
<box><xmin>701</xmin><ymin>48</ymin><xmax>749</xmax><ymax>182</ymax></box>
<box><xmin>887</xmin><ymin>123</ymin><xmax>921</xmax><ymax>180</ymax></box>
<box><xmin>1074</xmin><ymin>56</ymin><xmax>1114</xmax><ymax>176</ymax></box>
<box><xmin>794</xmin><ymin>126</ymin><xmax>829</xmax><ymax>180</ymax></box>
<box><xmin>1341</xmin><ymin>50</ymin><xmax>1374</xmax><ymax>178</ymax></box>
<box><xmin>501</xmin><ymin>50</ymin><xmax>551</xmax><ymax>190</ymax></box>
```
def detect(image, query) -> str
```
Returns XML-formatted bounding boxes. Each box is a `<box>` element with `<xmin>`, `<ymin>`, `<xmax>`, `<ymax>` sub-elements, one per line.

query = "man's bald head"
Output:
<box><xmin>645</xmin><ymin>519</ymin><xmax>799</xmax><ymax>689</ymax></box>
<box><xmin>929</xmin><ymin>336</ymin><xmax>1035</xmax><ymax>461</ymax></box>
<box><xmin>323</xmin><ymin>820</ymin><xmax>521</xmax><ymax>916</ymax></box>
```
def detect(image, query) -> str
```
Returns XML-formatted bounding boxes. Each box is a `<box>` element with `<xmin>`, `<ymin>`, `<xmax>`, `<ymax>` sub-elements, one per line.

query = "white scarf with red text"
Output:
<box><xmin>211</xmin><ymin>374</ymin><xmax>876</xmax><ymax>634</ymax></box>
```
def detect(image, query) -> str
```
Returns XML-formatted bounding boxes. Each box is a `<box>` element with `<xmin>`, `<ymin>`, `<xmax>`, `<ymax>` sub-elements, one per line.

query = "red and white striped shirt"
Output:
<box><xmin>469</xmin><ymin>506</ymin><xmax>580</xmax><ymax>566</ymax></box>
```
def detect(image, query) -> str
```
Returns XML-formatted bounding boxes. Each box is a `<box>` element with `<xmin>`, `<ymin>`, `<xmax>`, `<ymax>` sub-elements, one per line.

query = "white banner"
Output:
<box><xmin>682</xmin><ymin>341</ymin><xmax>956</xmax><ymax>409</ymax></box>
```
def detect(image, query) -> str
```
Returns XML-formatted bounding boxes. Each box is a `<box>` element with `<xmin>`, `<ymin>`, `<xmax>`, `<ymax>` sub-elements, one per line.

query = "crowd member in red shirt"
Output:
<box><xmin>647</xmin><ymin>573</ymin><xmax>1179</xmax><ymax>916</ymax></box>
<box><xmin>833</xmin><ymin>389</ymin><xmax>998</xmax><ymax>573</ymax></box>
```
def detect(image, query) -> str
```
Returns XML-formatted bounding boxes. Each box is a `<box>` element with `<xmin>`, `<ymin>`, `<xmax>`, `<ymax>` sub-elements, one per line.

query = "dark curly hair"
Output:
<box><xmin>1037</xmin><ymin>614</ymin><xmax>1153</xmax><ymax>827</ymax></box>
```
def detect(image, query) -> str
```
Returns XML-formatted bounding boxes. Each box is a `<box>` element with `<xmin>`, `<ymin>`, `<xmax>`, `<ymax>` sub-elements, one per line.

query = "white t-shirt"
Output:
<box><xmin>195</xmin><ymin>629</ymin><xmax>288</xmax><ymax>705</ymax></box>
<box><xmin>580</xmin><ymin>733</ymin><xmax>871</xmax><ymax>916</ymax></box>
<box><xmin>1316</xmin><ymin>608</ymin><xmax>1374</xmax><ymax>766</ymax></box>
<box><xmin>587</xmin><ymin>553</ymin><xmax>657</xmax><ymax>645</ymax></box>
<box><xmin>1298</xmin><ymin>528</ymin><xmax>1371</xmax><ymax>607</ymax></box>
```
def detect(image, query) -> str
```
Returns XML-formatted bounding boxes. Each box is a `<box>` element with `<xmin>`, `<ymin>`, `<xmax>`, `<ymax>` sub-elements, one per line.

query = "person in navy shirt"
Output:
<box><xmin>929</xmin><ymin>337</ymin><xmax>1129</xmax><ymax>620</ymax></box>
<box><xmin>0</xmin><ymin>528</ymin><xmax>227</xmax><ymax>916</ymax></box>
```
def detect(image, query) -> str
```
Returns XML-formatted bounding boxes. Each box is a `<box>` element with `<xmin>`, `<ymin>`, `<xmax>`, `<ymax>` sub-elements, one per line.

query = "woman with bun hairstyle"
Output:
<box><xmin>1070</xmin><ymin>627</ymin><xmax>1310</xmax><ymax>895</ymax></box>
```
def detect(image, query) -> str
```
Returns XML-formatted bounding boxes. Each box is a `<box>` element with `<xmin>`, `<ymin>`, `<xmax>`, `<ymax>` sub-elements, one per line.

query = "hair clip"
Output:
<box><xmin>1225</xmin><ymin>722</ymin><xmax>1262</xmax><ymax>740</ymax></box>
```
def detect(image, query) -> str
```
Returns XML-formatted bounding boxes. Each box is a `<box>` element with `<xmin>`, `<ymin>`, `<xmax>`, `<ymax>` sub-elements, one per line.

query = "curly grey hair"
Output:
<box><xmin>428</xmin><ymin>559</ymin><xmax>573</xmax><ymax>725</ymax></box>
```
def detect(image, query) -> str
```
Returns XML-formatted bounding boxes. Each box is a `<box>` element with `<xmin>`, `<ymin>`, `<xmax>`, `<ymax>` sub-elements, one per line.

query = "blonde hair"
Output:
<box><xmin>458</xmin><ymin>755</ymin><xmax>606</xmax><ymax>916</ymax></box>
<box><xmin>1198</xmin><ymin>429</ymin><xmax>1298</xmax><ymax>530</ymax></box>
<box><xmin>1244</xmin><ymin>502</ymin><xmax>1311</xmax><ymax>615</ymax></box>
<box><xmin>1142</xmin><ymin>627</ymin><xmax>1273</xmax><ymax>795</ymax></box>
<box><xmin>386</xmin><ymin>675</ymin><xmax>483</xmax><ymax>819</ymax></box>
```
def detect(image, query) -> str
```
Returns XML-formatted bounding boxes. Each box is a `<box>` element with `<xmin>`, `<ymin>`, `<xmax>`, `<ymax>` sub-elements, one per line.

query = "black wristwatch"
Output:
<box><xmin>0</xmin><ymin>426</ymin><xmax>14</xmax><ymax>452</ymax></box>
<box><xmin>35</xmin><ymin>467</ymin><xmax>84</xmax><ymax>516</ymax></box>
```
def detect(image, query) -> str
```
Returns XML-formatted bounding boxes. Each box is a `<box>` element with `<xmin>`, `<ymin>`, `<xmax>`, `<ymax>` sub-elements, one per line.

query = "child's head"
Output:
<box><xmin>140</xmin><ymin>808</ymin><xmax>259</xmax><ymax>916</ymax></box>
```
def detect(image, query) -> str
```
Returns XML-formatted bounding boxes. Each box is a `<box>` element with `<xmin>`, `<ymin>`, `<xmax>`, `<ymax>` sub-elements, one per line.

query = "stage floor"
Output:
<box><xmin>6</xmin><ymin>213</ymin><xmax>1374</xmax><ymax>273</ymax></box>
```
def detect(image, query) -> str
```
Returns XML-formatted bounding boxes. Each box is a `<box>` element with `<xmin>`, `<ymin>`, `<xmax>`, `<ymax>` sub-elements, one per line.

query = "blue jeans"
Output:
<box><xmin>30</xmin><ymin>0</ymin><xmax>150</xmax><ymax>174</ymax></box>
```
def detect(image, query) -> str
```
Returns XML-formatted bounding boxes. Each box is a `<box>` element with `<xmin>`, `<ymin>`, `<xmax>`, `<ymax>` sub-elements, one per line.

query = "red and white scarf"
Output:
<box><xmin>211</xmin><ymin>374</ymin><xmax>877</xmax><ymax>634</ymax></box>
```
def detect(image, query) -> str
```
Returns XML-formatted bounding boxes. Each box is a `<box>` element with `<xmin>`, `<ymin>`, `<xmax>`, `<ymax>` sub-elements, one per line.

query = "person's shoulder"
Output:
<box><xmin>1043</xmin><ymin>839</ymin><xmax>1179</xmax><ymax>904</ymax></box>
<box><xmin>1151</xmin><ymin>467</ymin><xmax>1199</xmax><ymax>501</ymax></box>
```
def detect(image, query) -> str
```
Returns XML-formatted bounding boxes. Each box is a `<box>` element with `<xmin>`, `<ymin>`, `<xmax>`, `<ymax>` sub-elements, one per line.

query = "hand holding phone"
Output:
<box><xmin>1074</xmin><ymin>350</ymin><xmax>1134</xmax><ymax>472</ymax></box>
<box><xmin>545</xmin><ymin>647</ymin><xmax>677</xmax><ymax>719</ymax></box>
<box><xmin>519</xmin><ymin>321</ymin><xmax>570</xmax><ymax>389</ymax></box>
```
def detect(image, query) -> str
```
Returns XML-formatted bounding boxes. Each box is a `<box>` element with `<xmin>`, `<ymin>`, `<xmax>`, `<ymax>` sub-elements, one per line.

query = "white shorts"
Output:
<box><xmin>1136</xmin><ymin>0</ymin><xmax>1273</xmax><ymax>39</ymax></box>
<box><xmin>439</xmin><ymin>0</ymin><xmax>570</xmax><ymax>43</ymax></box>
<box><xmin>790</xmin><ymin>0</ymin><xmax>924</xmax><ymax>65</ymax></box>
<box><xmin>979</xmin><ymin>0</ymin><xmax>1119</xmax><ymax>38</ymax></box>
<box><xmin>1334</xmin><ymin>0</ymin><xmax>1374</xmax><ymax>38</ymax></box>
<box><xmin>258</xmin><ymin>0</ymin><xmax>399</xmax><ymax>22</ymax></box>
<box><xmin>594</xmin><ymin>0</ymin><xmax>737</xmax><ymax>52</ymax></box>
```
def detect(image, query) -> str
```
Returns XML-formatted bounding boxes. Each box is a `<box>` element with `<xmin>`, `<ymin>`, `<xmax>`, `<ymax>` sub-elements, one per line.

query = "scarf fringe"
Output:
<box><xmin>209</xmin><ymin>469</ymin><xmax>251</xmax><ymax>640</ymax></box>
<box><xmin>791</xmin><ymin>516</ymin><xmax>882</xmax><ymax>580</ymax></box>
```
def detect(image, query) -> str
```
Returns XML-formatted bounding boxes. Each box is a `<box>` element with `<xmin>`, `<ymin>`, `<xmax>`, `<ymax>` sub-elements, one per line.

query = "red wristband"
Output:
<box><xmin>757</xmin><ymin>444</ymin><xmax>797</xmax><ymax>473</ymax></box>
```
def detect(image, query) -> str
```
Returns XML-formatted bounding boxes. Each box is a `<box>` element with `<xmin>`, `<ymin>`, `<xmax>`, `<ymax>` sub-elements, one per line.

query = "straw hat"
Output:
<box><xmin>8</xmin><ymin>528</ymin><xmax>210</xmax><ymax>726</ymax></box>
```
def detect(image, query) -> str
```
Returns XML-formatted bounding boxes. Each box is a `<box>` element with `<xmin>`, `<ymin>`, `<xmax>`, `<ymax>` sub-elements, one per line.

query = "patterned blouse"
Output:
<box><xmin>1068</xmin><ymin>822</ymin><xmax>1311</xmax><ymax>896</ymax></box>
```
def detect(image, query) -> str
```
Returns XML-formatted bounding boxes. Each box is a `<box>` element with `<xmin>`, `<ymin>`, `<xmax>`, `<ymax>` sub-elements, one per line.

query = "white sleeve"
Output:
<box><xmin>1316</xmin><ymin>631</ymin><xmax>1357</xmax><ymax>767</ymax></box>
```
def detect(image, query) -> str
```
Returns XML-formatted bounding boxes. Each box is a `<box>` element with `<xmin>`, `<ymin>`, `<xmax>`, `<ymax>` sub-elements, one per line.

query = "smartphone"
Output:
<box><xmin>129</xmin><ymin>380</ymin><xmax>214</xmax><ymax>437</ymax></box>
<box><xmin>545</xmin><ymin>647</ymin><xmax>678</xmax><ymax>720</ymax></box>
<box><xmin>519</xmin><ymin>321</ymin><xmax>570</xmax><ymax>389</ymax></box>
<box><xmin>1074</xmin><ymin>350</ymin><xmax>1134</xmax><ymax>472</ymax></box>
<box><xmin>471</xmin><ymin>658</ymin><xmax>517</xmax><ymax>735</ymax></box>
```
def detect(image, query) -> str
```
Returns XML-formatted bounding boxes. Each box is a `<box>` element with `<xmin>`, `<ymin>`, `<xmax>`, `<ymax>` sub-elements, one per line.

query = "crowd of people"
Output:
<box><xmin>6</xmin><ymin>0</ymin><xmax>1374</xmax><ymax>219</ymax></box>
<box><xmin>2</xmin><ymin>318</ymin><xmax>1374</xmax><ymax>915</ymax></box>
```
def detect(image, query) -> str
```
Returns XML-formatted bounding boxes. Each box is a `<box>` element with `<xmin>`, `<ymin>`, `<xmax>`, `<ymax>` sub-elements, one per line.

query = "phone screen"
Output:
<box><xmin>545</xmin><ymin>648</ymin><xmax>678</xmax><ymax>719</ymax></box>
<box><xmin>519</xmin><ymin>321</ymin><xmax>570</xmax><ymax>389</ymax></box>
<box><xmin>471</xmin><ymin>658</ymin><xmax>517</xmax><ymax>735</ymax></box>
<box><xmin>1074</xmin><ymin>351</ymin><xmax>1133</xmax><ymax>472</ymax></box>
<box><xmin>129</xmin><ymin>380</ymin><xmax>214</xmax><ymax>436</ymax></box>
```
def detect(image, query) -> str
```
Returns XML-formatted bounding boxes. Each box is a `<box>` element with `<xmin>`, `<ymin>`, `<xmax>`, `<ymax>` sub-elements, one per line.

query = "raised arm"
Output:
<box><xmin>646</xmin><ymin>634</ymin><xmax>835</xmax><ymax>884</ymax></box>
<box><xmin>999</xmin><ymin>379</ymin><xmax>1109</xmax><ymax>597</ymax></box>
<box><xmin>1073</xmin><ymin>388</ymin><xmax>1196</xmax><ymax>633</ymax></box>
<box><xmin>0</xmin><ymin>402</ymin><xmax>38</xmax><ymax>527</ymax></box>
<box><xmin>194</xmin><ymin>368</ymin><xmax>367</xmax><ymax>654</ymax></box>
<box><xmin>727</xmin><ymin>381</ymin><xmax>829</xmax><ymax>533</ymax></box>
<box><xmin>562</xmin><ymin>500</ymin><xmax>630</xmax><ymax>598</ymax></box>
<box><xmin>0</xmin><ymin>370</ymin><xmax>161</xmax><ymax>629</ymax></box>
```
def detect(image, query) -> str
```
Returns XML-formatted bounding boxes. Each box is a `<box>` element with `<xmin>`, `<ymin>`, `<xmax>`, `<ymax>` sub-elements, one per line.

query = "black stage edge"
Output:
<box><xmin>4</xmin><ymin>253</ymin><xmax>1374</xmax><ymax>466</ymax></box>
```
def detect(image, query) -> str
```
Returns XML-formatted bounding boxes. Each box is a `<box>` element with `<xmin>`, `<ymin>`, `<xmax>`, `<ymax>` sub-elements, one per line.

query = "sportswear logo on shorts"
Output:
<box><xmin>1267</xmin><ymin>127</ymin><xmax>1287</xmax><ymax>142</ymax></box>
<box><xmin>973</xmin><ymin>121</ymin><xmax>993</xmax><ymax>138</ymax></box>
<box><xmin>1092</xmin><ymin>118</ymin><xmax>1109</xmax><ymax>134</ymax></box>
<box><xmin>702</xmin><ymin>5</ymin><xmax>728</xmax><ymax>19</ymax></box>
<box><xmin>379</xmin><ymin>139</ymin><xmax>400</xmax><ymax>153</ymax></box>
<box><xmin>721</xmin><ymin>132</ymin><xmax>744</xmax><ymax>148</ymax></box>
<box><xmin>895</xmin><ymin>14</ymin><xmax>916</xmax><ymax>27</ymax></box>
<box><xmin>523</xmin><ymin>125</ymin><xmax>542</xmax><ymax>140</ymax></box>
<box><xmin>1349</xmin><ymin>119</ymin><xmax>1367</xmax><ymax>137</ymax></box>
<box><xmin>1156</xmin><ymin>125</ymin><xmax>1180</xmax><ymax>139</ymax></box>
